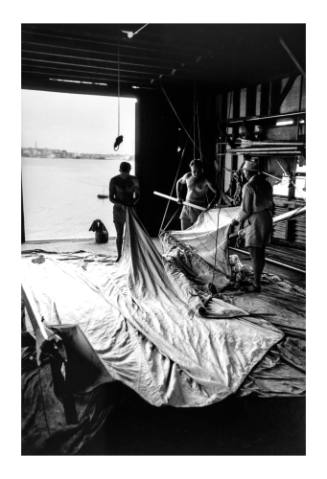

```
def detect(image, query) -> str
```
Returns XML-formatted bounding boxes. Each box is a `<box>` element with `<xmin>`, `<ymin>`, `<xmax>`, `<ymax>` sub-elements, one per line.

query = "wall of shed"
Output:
<box><xmin>135</xmin><ymin>88</ymin><xmax>218</xmax><ymax>235</ymax></box>
<box><xmin>215</xmin><ymin>75</ymin><xmax>306</xmax><ymax>247</ymax></box>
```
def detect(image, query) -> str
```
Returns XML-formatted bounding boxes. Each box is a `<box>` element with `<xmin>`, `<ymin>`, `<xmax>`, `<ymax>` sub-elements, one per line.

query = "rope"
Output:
<box><xmin>114</xmin><ymin>46</ymin><xmax>124</xmax><ymax>151</ymax></box>
<box><xmin>160</xmin><ymin>83</ymin><xmax>200</xmax><ymax>155</ymax></box>
<box><xmin>117</xmin><ymin>46</ymin><xmax>120</xmax><ymax>136</ymax></box>
<box><xmin>210</xmin><ymin>207</ymin><xmax>221</xmax><ymax>289</ymax></box>
<box><xmin>161</xmin><ymin>208</ymin><xmax>180</xmax><ymax>232</ymax></box>
<box><xmin>196</xmin><ymin>101</ymin><xmax>203</xmax><ymax>160</ymax></box>
<box><xmin>133</xmin><ymin>24</ymin><xmax>149</xmax><ymax>37</ymax></box>
<box><xmin>193</xmin><ymin>82</ymin><xmax>196</xmax><ymax>159</ymax></box>
<box><xmin>158</xmin><ymin>139</ymin><xmax>188</xmax><ymax>234</ymax></box>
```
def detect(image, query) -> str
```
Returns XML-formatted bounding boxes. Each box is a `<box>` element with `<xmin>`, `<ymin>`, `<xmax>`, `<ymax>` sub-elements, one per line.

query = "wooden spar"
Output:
<box><xmin>232</xmin><ymin>146</ymin><xmax>298</xmax><ymax>151</ymax></box>
<box><xmin>229</xmin><ymin>205</ymin><xmax>306</xmax><ymax>239</ymax></box>
<box><xmin>262</xmin><ymin>171</ymin><xmax>282</xmax><ymax>182</ymax></box>
<box><xmin>230</xmin><ymin>148</ymin><xmax>301</xmax><ymax>154</ymax></box>
<box><xmin>235</xmin><ymin>141</ymin><xmax>305</xmax><ymax>147</ymax></box>
<box><xmin>153</xmin><ymin>191</ymin><xmax>206</xmax><ymax>211</ymax></box>
<box><xmin>229</xmin><ymin>246</ymin><xmax>305</xmax><ymax>274</ymax></box>
<box><xmin>154</xmin><ymin>190</ymin><xmax>305</xmax><ymax>228</ymax></box>
<box><xmin>216</xmin><ymin>151</ymin><xmax>303</xmax><ymax>156</ymax></box>
<box><xmin>272</xmin><ymin>206</ymin><xmax>306</xmax><ymax>224</ymax></box>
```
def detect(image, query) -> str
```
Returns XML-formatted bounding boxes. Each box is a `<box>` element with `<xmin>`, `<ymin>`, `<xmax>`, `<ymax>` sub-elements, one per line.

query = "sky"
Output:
<box><xmin>21</xmin><ymin>89</ymin><xmax>136</xmax><ymax>155</ymax></box>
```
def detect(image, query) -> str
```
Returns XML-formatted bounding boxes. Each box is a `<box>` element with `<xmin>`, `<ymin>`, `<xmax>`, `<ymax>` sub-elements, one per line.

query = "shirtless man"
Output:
<box><xmin>176</xmin><ymin>159</ymin><xmax>216</xmax><ymax>230</ymax></box>
<box><xmin>109</xmin><ymin>162</ymin><xmax>140</xmax><ymax>261</ymax></box>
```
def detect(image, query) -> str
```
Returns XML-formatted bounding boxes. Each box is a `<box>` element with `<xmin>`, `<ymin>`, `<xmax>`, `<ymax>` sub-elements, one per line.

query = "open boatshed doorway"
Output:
<box><xmin>21</xmin><ymin>89</ymin><xmax>136</xmax><ymax>241</ymax></box>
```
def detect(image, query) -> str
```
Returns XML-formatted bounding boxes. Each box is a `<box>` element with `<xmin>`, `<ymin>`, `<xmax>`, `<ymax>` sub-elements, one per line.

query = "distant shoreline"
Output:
<box><xmin>21</xmin><ymin>147</ymin><xmax>134</xmax><ymax>161</ymax></box>
<box><xmin>21</xmin><ymin>154</ymin><xmax>134</xmax><ymax>161</ymax></box>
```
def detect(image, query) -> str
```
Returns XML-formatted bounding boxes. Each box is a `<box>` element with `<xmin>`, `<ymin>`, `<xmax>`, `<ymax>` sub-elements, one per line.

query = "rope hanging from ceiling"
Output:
<box><xmin>193</xmin><ymin>81</ymin><xmax>203</xmax><ymax>161</ymax></box>
<box><xmin>159</xmin><ymin>139</ymin><xmax>189</xmax><ymax>234</ymax></box>
<box><xmin>114</xmin><ymin>46</ymin><xmax>124</xmax><ymax>151</ymax></box>
<box><xmin>160</xmin><ymin>82</ymin><xmax>200</xmax><ymax>156</ymax></box>
<box><xmin>158</xmin><ymin>82</ymin><xmax>205</xmax><ymax>233</ymax></box>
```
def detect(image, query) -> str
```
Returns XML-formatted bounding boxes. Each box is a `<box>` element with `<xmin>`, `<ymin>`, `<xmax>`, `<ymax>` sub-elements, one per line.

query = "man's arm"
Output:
<box><xmin>220</xmin><ymin>191</ymin><xmax>233</xmax><ymax>206</ymax></box>
<box><xmin>206</xmin><ymin>180</ymin><xmax>217</xmax><ymax>195</ymax></box>
<box><xmin>132</xmin><ymin>178</ymin><xmax>141</xmax><ymax>205</ymax></box>
<box><xmin>176</xmin><ymin>174</ymin><xmax>187</xmax><ymax>203</ymax></box>
<box><xmin>237</xmin><ymin>184</ymin><xmax>253</xmax><ymax>228</ymax></box>
<box><xmin>109</xmin><ymin>179</ymin><xmax>119</xmax><ymax>204</ymax></box>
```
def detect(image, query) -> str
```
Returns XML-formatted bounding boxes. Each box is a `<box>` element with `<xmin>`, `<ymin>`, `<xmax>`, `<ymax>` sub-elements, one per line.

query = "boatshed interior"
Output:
<box><xmin>21</xmin><ymin>23</ymin><xmax>306</xmax><ymax>456</ymax></box>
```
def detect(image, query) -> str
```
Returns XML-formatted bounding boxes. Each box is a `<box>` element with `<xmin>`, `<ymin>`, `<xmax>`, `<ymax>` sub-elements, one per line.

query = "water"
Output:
<box><xmin>22</xmin><ymin>157</ymin><xmax>134</xmax><ymax>241</ymax></box>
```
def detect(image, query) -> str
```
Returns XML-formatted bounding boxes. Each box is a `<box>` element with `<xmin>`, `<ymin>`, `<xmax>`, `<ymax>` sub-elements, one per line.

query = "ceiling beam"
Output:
<box><xmin>21</xmin><ymin>68</ymin><xmax>150</xmax><ymax>87</ymax></box>
<box><xmin>21</xmin><ymin>47</ymin><xmax>180</xmax><ymax>74</ymax></box>
<box><xmin>22</xmin><ymin>27</ymin><xmax>203</xmax><ymax>58</ymax></box>
<box><xmin>21</xmin><ymin>55</ymin><xmax>160</xmax><ymax>77</ymax></box>
<box><xmin>21</xmin><ymin>39</ymin><xmax>192</xmax><ymax>69</ymax></box>
<box><xmin>21</xmin><ymin>62</ymin><xmax>149</xmax><ymax>84</ymax></box>
<box><xmin>22</xmin><ymin>78</ymin><xmax>139</xmax><ymax>97</ymax></box>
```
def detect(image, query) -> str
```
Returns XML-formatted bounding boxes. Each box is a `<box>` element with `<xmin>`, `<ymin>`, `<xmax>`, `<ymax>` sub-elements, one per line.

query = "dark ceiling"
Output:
<box><xmin>21</xmin><ymin>23</ymin><xmax>305</xmax><ymax>96</ymax></box>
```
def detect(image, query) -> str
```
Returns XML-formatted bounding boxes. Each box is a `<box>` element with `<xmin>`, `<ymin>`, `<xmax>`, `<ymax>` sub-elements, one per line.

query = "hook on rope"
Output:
<box><xmin>114</xmin><ymin>135</ymin><xmax>124</xmax><ymax>151</ymax></box>
<box><xmin>114</xmin><ymin>45</ymin><xmax>124</xmax><ymax>151</ymax></box>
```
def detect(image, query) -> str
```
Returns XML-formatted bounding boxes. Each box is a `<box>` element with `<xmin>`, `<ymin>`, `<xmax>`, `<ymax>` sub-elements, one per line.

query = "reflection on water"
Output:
<box><xmin>22</xmin><ymin>157</ymin><xmax>134</xmax><ymax>241</ymax></box>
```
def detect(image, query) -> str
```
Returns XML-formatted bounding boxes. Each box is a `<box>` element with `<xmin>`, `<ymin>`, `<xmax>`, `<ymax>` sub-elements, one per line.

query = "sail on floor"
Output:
<box><xmin>22</xmin><ymin>207</ymin><xmax>302</xmax><ymax>408</ymax></box>
<box><xmin>160</xmin><ymin>206</ymin><xmax>240</xmax><ymax>291</ymax></box>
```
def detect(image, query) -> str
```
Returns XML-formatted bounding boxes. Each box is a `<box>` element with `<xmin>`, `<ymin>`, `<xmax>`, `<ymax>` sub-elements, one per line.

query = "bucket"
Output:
<box><xmin>95</xmin><ymin>230</ymin><xmax>109</xmax><ymax>244</ymax></box>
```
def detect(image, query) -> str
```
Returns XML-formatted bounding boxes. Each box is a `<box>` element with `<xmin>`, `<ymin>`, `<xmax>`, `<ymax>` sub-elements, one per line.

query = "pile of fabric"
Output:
<box><xmin>161</xmin><ymin>207</ymin><xmax>305</xmax><ymax>398</ymax></box>
<box><xmin>21</xmin><ymin>207</ymin><xmax>305</xmax><ymax>451</ymax></box>
<box><xmin>21</xmin><ymin>328</ymin><xmax>116</xmax><ymax>454</ymax></box>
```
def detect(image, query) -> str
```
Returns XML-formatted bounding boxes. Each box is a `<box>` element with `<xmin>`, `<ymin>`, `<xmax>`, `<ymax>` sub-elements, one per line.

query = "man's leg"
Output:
<box><xmin>181</xmin><ymin>207</ymin><xmax>200</xmax><ymax>230</ymax></box>
<box><xmin>113</xmin><ymin>205</ymin><xmax>126</xmax><ymax>261</ymax></box>
<box><xmin>249</xmin><ymin>246</ymin><xmax>262</xmax><ymax>291</ymax></box>
<box><xmin>258</xmin><ymin>246</ymin><xmax>266</xmax><ymax>279</ymax></box>
<box><xmin>114</xmin><ymin>220</ymin><xmax>124</xmax><ymax>261</ymax></box>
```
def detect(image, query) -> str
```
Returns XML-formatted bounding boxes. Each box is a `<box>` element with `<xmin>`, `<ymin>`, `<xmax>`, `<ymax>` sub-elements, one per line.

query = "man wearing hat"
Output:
<box><xmin>233</xmin><ymin>158</ymin><xmax>274</xmax><ymax>292</ymax></box>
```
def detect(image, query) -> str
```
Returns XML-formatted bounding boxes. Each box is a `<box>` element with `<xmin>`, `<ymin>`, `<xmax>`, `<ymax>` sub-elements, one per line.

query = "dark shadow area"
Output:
<box><xmin>79</xmin><ymin>382</ymin><xmax>305</xmax><ymax>455</ymax></box>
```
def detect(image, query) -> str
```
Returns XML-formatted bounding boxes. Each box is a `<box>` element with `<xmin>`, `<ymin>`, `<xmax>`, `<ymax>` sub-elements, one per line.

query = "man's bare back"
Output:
<box><xmin>109</xmin><ymin>174</ymin><xmax>140</xmax><ymax>206</ymax></box>
<box><xmin>108</xmin><ymin>161</ymin><xmax>140</xmax><ymax>261</ymax></box>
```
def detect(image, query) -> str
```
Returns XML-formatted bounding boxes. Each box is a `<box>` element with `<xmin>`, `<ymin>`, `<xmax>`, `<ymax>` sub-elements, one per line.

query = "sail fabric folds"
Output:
<box><xmin>21</xmin><ymin>208</ymin><xmax>283</xmax><ymax>407</ymax></box>
<box><xmin>161</xmin><ymin>207</ymin><xmax>240</xmax><ymax>291</ymax></box>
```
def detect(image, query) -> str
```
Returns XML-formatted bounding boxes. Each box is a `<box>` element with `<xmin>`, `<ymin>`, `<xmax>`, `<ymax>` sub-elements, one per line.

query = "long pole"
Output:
<box><xmin>154</xmin><ymin>191</ymin><xmax>306</xmax><ymax>221</ymax></box>
<box><xmin>229</xmin><ymin>205</ymin><xmax>306</xmax><ymax>239</ymax></box>
<box><xmin>153</xmin><ymin>191</ymin><xmax>206</xmax><ymax>211</ymax></box>
<box><xmin>272</xmin><ymin>206</ymin><xmax>306</xmax><ymax>224</ymax></box>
